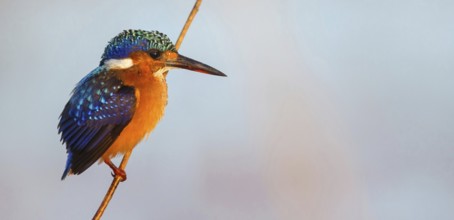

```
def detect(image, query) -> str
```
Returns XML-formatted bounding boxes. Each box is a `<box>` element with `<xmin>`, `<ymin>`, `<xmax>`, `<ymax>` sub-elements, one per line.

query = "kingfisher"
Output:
<box><xmin>58</xmin><ymin>29</ymin><xmax>225</xmax><ymax>181</ymax></box>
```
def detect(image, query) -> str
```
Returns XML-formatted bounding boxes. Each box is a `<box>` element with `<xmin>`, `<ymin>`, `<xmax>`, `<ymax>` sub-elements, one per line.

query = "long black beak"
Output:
<box><xmin>166</xmin><ymin>54</ymin><xmax>226</xmax><ymax>77</ymax></box>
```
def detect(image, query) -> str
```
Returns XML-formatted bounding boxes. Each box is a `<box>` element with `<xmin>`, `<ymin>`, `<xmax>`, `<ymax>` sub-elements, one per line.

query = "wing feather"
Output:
<box><xmin>58</xmin><ymin>67</ymin><xmax>136</xmax><ymax>179</ymax></box>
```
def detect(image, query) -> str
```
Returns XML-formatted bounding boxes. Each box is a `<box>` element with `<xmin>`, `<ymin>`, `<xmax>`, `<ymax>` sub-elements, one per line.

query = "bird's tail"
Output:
<box><xmin>61</xmin><ymin>152</ymin><xmax>73</xmax><ymax>180</ymax></box>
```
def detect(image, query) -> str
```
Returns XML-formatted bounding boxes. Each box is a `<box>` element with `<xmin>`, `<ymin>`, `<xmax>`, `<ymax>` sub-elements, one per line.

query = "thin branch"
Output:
<box><xmin>92</xmin><ymin>1</ymin><xmax>203</xmax><ymax>219</ymax></box>
<box><xmin>93</xmin><ymin>151</ymin><xmax>131</xmax><ymax>220</ymax></box>
<box><xmin>175</xmin><ymin>0</ymin><xmax>202</xmax><ymax>50</ymax></box>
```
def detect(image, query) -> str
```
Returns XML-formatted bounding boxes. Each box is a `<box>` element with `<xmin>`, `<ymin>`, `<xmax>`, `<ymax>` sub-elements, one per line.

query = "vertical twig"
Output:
<box><xmin>92</xmin><ymin>1</ymin><xmax>203</xmax><ymax>219</ymax></box>
<box><xmin>93</xmin><ymin>151</ymin><xmax>131</xmax><ymax>220</ymax></box>
<box><xmin>175</xmin><ymin>0</ymin><xmax>202</xmax><ymax>50</ymax></box>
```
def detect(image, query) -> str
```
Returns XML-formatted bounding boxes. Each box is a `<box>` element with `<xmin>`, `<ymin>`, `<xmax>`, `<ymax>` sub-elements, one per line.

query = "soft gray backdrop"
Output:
<box><xmin>1</xmin><ymin>0</ymin><xmax>453</xmax><ymax>219</ymax></box>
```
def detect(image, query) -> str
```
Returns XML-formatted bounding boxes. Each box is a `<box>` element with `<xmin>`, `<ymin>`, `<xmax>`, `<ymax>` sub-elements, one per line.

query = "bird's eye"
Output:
<box><xmin>149</xmin><ymin>49</ymin><xmax>161</xmax><ymax>59</ymax></box>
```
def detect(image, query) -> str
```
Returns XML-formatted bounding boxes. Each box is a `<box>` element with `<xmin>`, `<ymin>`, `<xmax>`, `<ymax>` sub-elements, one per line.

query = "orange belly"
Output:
<box><xmin>101</xmin><ymin>75</ymin><xmax>168</xmax><ymax>160</ymax></box>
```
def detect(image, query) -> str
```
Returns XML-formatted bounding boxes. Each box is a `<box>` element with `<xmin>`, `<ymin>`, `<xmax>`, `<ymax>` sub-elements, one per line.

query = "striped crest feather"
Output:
<box><xmin>101</xmin><ymin>29</ymin><xmax>176</xmax><ymax>63</ymax></box>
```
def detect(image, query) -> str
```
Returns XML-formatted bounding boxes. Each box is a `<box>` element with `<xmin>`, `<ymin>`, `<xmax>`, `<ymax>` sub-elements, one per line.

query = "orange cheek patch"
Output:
<box><xmin>164</xmin><ymin>51</ymin><xmax>178</xmax><ymax>61</ymax></box>
<box><xmin>115</xmin><ymin>51</ymin><xmax>166</xmax><ymax>86</ymax></box>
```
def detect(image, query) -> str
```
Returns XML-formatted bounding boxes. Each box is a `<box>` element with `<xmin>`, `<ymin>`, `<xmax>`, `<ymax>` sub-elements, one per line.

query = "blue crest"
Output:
<box><xmin>101</xmin><ymin>29</ymin><xmax>176</xmax><ymax>62</ymax></box>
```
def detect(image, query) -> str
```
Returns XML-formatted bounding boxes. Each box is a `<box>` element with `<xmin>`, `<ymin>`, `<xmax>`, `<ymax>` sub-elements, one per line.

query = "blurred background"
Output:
<box><xmin>1</xmin><ymin>0</ymin><xmax>453</xmax><ymax>219</ymax></box>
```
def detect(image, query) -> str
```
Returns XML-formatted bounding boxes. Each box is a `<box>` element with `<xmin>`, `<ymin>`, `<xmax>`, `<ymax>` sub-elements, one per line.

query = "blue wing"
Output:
<box><xmin>58</xmin><ymin>67</ymin><xmax>136</xmax><ymax>179</ymax></box>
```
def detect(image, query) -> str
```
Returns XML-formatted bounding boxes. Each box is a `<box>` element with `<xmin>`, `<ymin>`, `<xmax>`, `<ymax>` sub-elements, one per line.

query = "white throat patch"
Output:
<box><xmin>153</xmin><ymin>67</ymin><xmax>173</xmax><ymax>79</ymax></box>
<box><xmin>104</xmin><ymin>58</ymin><xmax>133</xmax><ymax>70</ymax></box>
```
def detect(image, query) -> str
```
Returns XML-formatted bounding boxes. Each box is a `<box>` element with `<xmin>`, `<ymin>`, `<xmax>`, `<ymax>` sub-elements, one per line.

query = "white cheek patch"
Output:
<box><xmin>153</xmin><ymin>67</ymin><xmax>173</xmax><ymax>79</ymax></box>
<box><xmin>104</xmin><ymin>58</ymin><xmax>134</xmax><ymax>70</ymax></box>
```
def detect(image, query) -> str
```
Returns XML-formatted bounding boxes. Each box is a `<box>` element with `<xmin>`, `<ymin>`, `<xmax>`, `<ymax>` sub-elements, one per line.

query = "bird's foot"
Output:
<box><xmin>104</xmin><ymin>159</ymin><xmax>127</xmax><ymax>182</ymax></box>
<box><xmin>111</xmin><ymin>169</ymin><xmax>127</xmax><ymax>182</ymax></box>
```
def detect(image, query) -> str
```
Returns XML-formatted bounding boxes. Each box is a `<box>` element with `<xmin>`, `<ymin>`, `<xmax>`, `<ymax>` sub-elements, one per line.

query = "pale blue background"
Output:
<box><xmin>0</xmin><ymin>0</ymin><xmax>453</xmax><ymax>219</ymax></box>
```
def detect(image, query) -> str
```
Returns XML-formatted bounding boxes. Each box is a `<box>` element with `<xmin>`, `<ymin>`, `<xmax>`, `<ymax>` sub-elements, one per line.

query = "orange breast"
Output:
<box><xmin>101</xmin><ymin>58</ymin><xmax>168</xmax><ymax>160</ymax></box>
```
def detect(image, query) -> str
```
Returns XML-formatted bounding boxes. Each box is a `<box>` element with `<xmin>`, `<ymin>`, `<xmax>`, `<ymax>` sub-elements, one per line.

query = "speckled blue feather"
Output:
<box><xmin>101</xmin><ymin>29</ymin><xmax>176</xmax><ymax>62</ymax></box>
<box><xmin>67</xmin><ymin>67</ymin><xmax>135</xmax><ymax>127</ymax></box>
<box><xmin>58</xmin><ymin>67</ymin><xmax>136</xmax><ymax>179</ymax></box>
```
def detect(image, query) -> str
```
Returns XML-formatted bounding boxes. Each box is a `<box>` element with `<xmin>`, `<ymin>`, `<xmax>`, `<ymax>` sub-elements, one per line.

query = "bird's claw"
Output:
<box><xmin>111</xmin><ymin>169</ymin><xmax>127</xmax><ymax>182</ymax></box>
<box><xmin>105</xmin><ymin>159</ymin><xmax>127</xmax><ymax>182</ymax></box>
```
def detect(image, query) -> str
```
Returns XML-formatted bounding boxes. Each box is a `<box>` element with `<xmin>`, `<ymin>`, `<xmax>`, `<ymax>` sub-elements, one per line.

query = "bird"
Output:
<box><xmin>58</xmin><ymin>29</ymin><xmax>226</xmax><ymax>181</ymax></box>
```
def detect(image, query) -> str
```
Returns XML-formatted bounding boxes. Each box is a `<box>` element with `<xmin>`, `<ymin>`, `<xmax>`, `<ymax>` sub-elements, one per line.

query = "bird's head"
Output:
<box><xmin>100</xmin><ymin>29</ymin><xmax>225</xmax><ymax>78</ymax></box>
